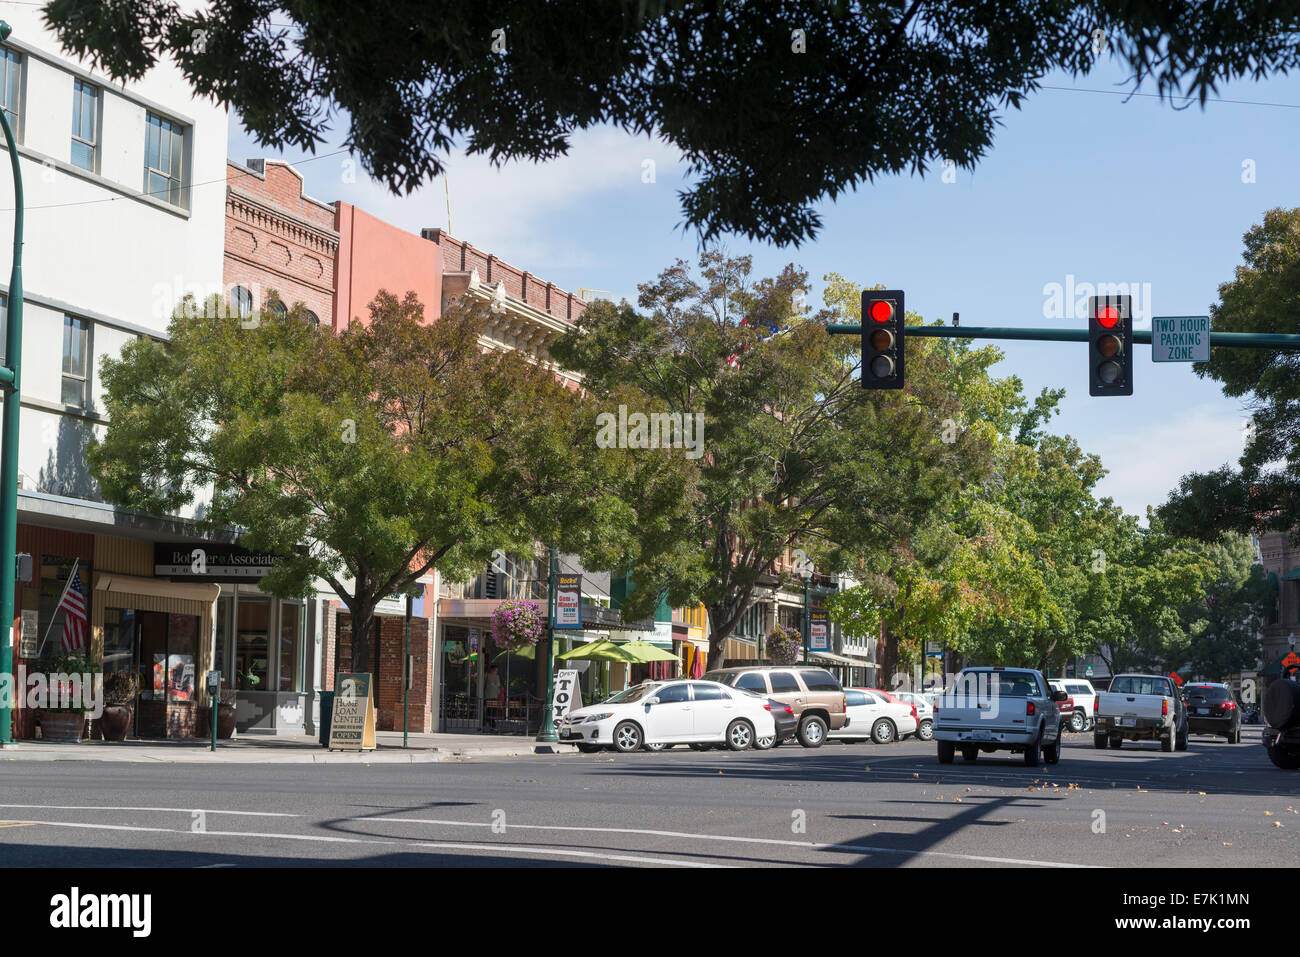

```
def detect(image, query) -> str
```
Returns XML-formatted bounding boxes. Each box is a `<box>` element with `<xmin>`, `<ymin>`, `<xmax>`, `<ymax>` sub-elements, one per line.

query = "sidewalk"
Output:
<box><xmin>0</xmin><ymin>730</ymin><xmax>579</xmax><ymax>764</ymax></box>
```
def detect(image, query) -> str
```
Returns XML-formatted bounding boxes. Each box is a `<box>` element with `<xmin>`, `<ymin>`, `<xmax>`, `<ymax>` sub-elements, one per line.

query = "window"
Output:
<box><xmin>735</xmin><ymin>672</ymin><xmax>768</xmax><ymax>693</ymax></box>
<box><xmin>279</xmin><ymin>603</ymin><xmax>302</xmax><ymax>692</ymax></box>
<box><xmin>71</xmin><ymin>79</ymin><xmax>97</xmax><ymax>171</ymax></box>
<box><xmin>845</xmin><ymin>690</ymin><xmax>869</xmax><ymax>706</ymax></box>
<box><xmin>61</xmin><ymin>315</ymin><xmax>90</xmax><ymax>407</ymax></box>
<box><xmin>267</xmin><ymin>300</ymin><xmax>287</xmax><ymax>320</ymax></box>
<box><xmin>691</xmin><ymin>683</ymin><xmax>724</xmax><ymax>700</ymax></box>
<box><xmin>769</xmin><ymin>671</ymin><xmax>800</xmax><ymax>693</ymax></box>
<box><xmin>304</xmin><ymin>310</ymin><xmax>320</xmax><ymax>327</ymax></box>
<box><xmin>799</xmin><ymin>669</ymin><xmax>841</xmax><ymax>692</ymax></box>
<box><xmin>0</xmin><ymin>47</ymin><xmax>19</xmax><ymax>134</ymax></box>
<box><xmin>655</xmin><ymin>684</ymin><xmax>690</xmax><ymax>704</ymax></box>
<box><xmin>1110</xmin><ymin>675</ymin><xmax>1172</xmax><ymax>697</ymax></box>
<box><xmin>231</xmin><ymin>286</ymin><xmax>254</xmax><ymax>321</ymax></box>
<box><xmin>144</xmin><ymin>112</ymin><xmax>185</xmax><ymax>206</ymax></box>
<box><xmin>235</xmin><ymin>598</ymin><xmax>270</xmax><ymax>691</ymax></box>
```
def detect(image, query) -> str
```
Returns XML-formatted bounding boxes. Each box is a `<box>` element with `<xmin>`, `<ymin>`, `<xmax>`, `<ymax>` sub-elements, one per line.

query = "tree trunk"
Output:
<box><xmin>877</xmin><ymin>623</ymin><xmax>899</xmax><ymax>693</ymax></box>
<box><xmin>348</xmin><ymin>599</ymin><xmax>376</xmax><ymax>674</ymax></box>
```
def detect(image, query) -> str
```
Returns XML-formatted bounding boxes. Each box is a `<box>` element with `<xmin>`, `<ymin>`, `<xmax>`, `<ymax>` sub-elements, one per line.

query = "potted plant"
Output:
<box><xmin>35</xmin><ymin>653</ymin><xmax>98</xmax><ymax>742</ymax></box>
<box><xmin>196</xmin><ymin>689</ymin><xmax>238</xmax><ymax>739</ymax></box>
<box><xmin>98</xmin><ymin>672</ymin><xmax>137</xmax><ymax>741</ymax></box>
<box><xmin>490</xmin><ymin>598</ymin><xmax>545</xmax><ymax>653</ymax></box>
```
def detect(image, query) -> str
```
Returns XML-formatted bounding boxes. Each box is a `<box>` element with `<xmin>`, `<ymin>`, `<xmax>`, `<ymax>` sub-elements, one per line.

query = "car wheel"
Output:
<box><xmin>1069</xmin><ymin>710</ymin><xmax>1085</xmax><ymax>734</ymax></box>
<box><xmin>961</xmin><ymin>745</ymin><xmax>978</xmax><ymax>762</ymax></box>
<box><xmin>726</xmin><ymin>719</ymin><xmax>755</xmax><ymax>751</ymax></box>
<box><xmin>1108</xmin><ymin>736</ymin><xmax>1123</xmax><ymax>749</ymax></box>
<box><xmin>754</xmin><ymin>733</ymin><xmax>776</xmax><ymax>751</ymax></box>
<box><xmin>797</xmin><ymin>715</ymin><xmax>827</xmax><ymax>748</ymax></box>
<box><xmin>1084</xmin><ymin>717</ymin><xmax>1095</xmax><ymax>732</ymax></box>
<box><xmin>576</xmin><ymin>743</ymin><xmax>601</xmax><ymax>754</ymax></box>
<box><xmin>937</xmin><ymin>740</ymin><xmax>955</xmax><ymax>764</ymax></box>
<box><xmin>1023</xmin><ymin>736</ymin><xmax>1041</xmax><ymax>766</ymax></box>
<box><xmin>612</xmin><ymin>721</ymin><xmax>642</xmax><ymax>753</ymax></box>
<box><xmin>1093</xmin><ymin>732</ymin><xmax>1108</xmax><ymax>749</ymax></box>
<box><xmin>1175</xmin><ymin>725</ymin><xmax>1188</xmax><ymax>751</ymax></box>
<box><xmin>1267</xmin><ymin>744</ymin><xmax>1300</xmax><ymax>770</ymax></box>
<box><xmin>918</xmin><ymin>719</ymin><xmax>934</xmax><ymax>741</ymax></box>
<box><xmin>1161</xmin><ymin>733</ymin><xmax>1174</xmax><ymax>752</ymax></box>
<box><xmin>1233</xmin><ymin>727</ymin><xmax>1242</xmax><ymax>745</ymax></box>
<box><xmin>1043</xmin><ymin>733</ymin><xmax>1061</xmax><ymax>765</ymax></box>
<box><xmin>870</xmin><ymin>718</ymin><xmax>896</xmax><ymax>745</ymax></box>
<box><xmin>643</xmin><ymin>741</ymin><xmax>668</xmax><ymax>752</ymax></box>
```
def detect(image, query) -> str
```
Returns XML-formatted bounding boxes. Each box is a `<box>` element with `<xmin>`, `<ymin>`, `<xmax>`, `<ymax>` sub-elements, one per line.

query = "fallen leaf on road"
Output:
<box><xmin>954</xmin><ymin>797</ymin><xmax>962</xmax><ymax>803</ymax></box>
<box><xmin>965</xmin><ymin>787</ymin><xmax>972</xmax><ymax>792</ymax></box>
<box><xmin>1223</xmin><ymin>842</ymin><xmax>1232</xmax><ymax>846</ymax></box>
<box><xmin>1273</xmin><ymin>821</ymin><xmax>1283</xmax><ymax>828</ymax></box>
<box><xmin>913</xmin><ymin>773</ymin><xmax>919</xmax><ymax>778</ymax></box>
<box><xmin>1198</xmin><ymin>791</ymin><xmax>1206</xmax><ymax>796</ymax></box>
<box><xmin>1265</xmin><ymin>810</ymin><xmax>1273</xmax><ymax>816</ymax></box>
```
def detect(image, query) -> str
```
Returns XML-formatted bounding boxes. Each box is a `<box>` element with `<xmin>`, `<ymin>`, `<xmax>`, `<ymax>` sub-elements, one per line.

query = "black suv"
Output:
<box><xmin>1183</xmin><ymin>682</ymin><xmax>1241</xmax><ymax>743</ymax></box>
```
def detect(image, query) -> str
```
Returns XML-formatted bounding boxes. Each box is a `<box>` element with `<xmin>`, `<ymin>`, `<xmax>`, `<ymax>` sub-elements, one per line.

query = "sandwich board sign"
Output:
<box><xmin>551</xmin><ymin>669</ymin><xmax>581</xmax><ymax>722</ymax></box>
<box><xmin>328</xmin><ymin>672</ymin><xmax>376</xmax><ymax>750</ymax></box>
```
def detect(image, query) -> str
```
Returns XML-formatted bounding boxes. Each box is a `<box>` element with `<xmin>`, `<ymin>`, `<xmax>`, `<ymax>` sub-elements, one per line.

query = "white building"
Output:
<box><xmin>0</xmin><ymin>7</ymin><xmax>229</xmax><ymax>740</ymax></box>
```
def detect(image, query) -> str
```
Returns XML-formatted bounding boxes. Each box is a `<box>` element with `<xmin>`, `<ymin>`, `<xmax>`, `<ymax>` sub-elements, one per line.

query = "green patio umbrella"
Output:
<box><xmin>494</xmin><ymin>644</ymin><xmax>536</xmax><ymax>661</ymax></box>
<box><xmin>556</xmin><ymin>638</ymin><xmax>639</xmax><ymax>662</ymax></box>
<box><xmin>618</xmin><ymin>640</ymin><xmax>679</xmax><ymax>663</ymax></box>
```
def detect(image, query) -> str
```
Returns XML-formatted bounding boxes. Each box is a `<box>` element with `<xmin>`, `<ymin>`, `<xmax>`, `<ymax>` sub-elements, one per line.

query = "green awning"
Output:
<box><xmin>1281</xmin><ymin>567</ymin><xmax>1300</xmax><ymax>581</ymax></box>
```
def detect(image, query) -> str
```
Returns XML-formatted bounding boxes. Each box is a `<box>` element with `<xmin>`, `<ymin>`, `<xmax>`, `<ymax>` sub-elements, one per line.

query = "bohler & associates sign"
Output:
<box><xmin>155</xmin><ymin>543</ymin><xmax>277</xmax><ymax>581</ymax></box>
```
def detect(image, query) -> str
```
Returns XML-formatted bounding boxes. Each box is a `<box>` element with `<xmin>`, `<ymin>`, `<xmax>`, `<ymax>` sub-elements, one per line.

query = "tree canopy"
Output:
<box><xmin>43</xmin><ymin>0</ymin><xmax>1300</xmax><ymax>244</ymax></box>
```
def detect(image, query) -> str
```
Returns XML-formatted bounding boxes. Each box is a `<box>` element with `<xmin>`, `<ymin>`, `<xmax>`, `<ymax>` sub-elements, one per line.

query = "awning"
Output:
<box><xmin>95</xmin><ymin>573</ymin><xmax>220</xmax><ymax>605</ymax></box>
<box><xmin>810</xmin><ymin>651</ymin><xmax>857</xmax><ymax>666</ymax></box>
<box><xmin>1282</xmin><ymin>567</ymin><xmax>1300</xmax><ymax>581</ymax></box>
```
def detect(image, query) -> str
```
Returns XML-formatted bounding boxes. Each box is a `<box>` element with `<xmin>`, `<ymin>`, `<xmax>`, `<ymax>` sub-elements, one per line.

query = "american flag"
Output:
<box><xmin>59</xmin><ymin>569</ymin><xmax>87</xmax><ymax>653</ymax></box>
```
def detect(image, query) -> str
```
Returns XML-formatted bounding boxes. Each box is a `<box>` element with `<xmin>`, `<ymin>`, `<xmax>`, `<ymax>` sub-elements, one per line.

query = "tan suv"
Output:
<box><xmin>702</xmin><ymin>666</ymin><xmax>849</xmax><ymax>748</ymax></box>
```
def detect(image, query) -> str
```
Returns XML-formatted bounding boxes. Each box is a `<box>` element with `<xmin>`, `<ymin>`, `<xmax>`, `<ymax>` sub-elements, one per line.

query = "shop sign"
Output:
<box><xmin>809</xmin><ymin>610</ymin><xmax>828</xmax><ymax>652</ymax></box>
<box><xmin>155</xmin><ymin>543</ymin><xmax>276</xmax><ymax>581</ymax></box>
<box><xmin>329</xmin><ymin>672</ymin><xmax>376</xmax><ymax>750</ymax></box>
<box><xmin>552</xmin><ymin>669</ymin><xmax>581</xmax><ymax>721</ymax></box>
<box><xmin>555</xmin><ymin>575</ymin><xmax>582</xmax><ymax>629</ymax></box>
<box><xmin>468</xmin><ymin>630</ymin><xmax>480</xmax><ymax>651</ymax></box>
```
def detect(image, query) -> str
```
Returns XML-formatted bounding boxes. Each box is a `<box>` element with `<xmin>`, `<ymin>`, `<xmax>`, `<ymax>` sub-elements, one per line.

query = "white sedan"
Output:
<box><xmin>893</xmin><ymin>691</ymin><xmax>935</xmax><ymax>741</ymax></box>
<box><xmin>558</xmin><ymin>679</ymin><xmax>777</xmax><ymax>753</ymax></box>
<box><xmin>830</xmin><ymin>688</ymin><xmax>918</xmax><ymax>744</ymax></box>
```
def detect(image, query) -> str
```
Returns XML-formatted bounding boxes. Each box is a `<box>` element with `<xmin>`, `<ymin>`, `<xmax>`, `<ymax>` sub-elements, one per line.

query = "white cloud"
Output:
<box><xmin>1090</xmin><ymin>403</ymin><xmax>1246</xmax><ymax>522</ymax></box>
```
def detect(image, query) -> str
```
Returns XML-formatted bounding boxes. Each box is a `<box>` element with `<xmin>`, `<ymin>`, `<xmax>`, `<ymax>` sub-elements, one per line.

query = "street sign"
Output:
<box><xmin>1152</xmin><ymin>316</ymin><xmax>1209</xmax><ymax>362</ymax></box>
<box><xmin>1085</xmin><ymin>665</ymin><xmax>1094</xmax><ymax>677</ymax></box>
<box><xmin>809</xmin><ymin>610</ymin><xmax>828</xmax><ymax>652</ymax></box>
<box><xmin>555</xmin><ymin>574</ymin><xmax>582</xmax><ymax>629</ymax></box>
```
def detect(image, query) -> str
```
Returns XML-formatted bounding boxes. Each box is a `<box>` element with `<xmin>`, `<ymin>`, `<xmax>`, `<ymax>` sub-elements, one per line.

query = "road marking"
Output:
<box><xmin>0</xmin><ymin>822</ymin><xmax>34</xmax><ymax>828</ymax></box>
<box><xmin>0</xmin><ymin>819</ymin><xmax>721</xmax><ymax>868</ymax></box>
<box><xmin>357</xmin><ymin>816</ymin><xmax>1100</xmax><ymax>867</ymax></box>
<box><xmin>0</xmin><ymin>804</ymin><xmax>298</xmax><ymax>817</ymax></box>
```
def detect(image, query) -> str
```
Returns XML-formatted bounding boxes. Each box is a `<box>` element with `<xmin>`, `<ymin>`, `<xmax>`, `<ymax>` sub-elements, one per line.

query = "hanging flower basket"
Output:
<box><xmin>766</xmin><ymin>625</ymin><xmax>802</xmax><ymax>665</ymax></box>
<box><xmin>491</xmin><ymin>599</ymin><xmax>545</xmax><ymax>652</ymax></box>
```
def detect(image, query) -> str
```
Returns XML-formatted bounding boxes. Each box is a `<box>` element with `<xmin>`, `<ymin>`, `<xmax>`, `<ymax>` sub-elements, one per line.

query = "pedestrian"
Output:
<box><xmin>485</xmin><ymin>664</ymin><xmax>501</xmax><ymax>731</ymax></box>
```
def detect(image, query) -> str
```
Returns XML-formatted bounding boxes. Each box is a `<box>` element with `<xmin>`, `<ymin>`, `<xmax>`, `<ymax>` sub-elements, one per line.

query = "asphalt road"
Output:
<box><xmin>1</xmin><ymin>726</ymin><xmax>1297</xmax><ymax>867</ymax></box>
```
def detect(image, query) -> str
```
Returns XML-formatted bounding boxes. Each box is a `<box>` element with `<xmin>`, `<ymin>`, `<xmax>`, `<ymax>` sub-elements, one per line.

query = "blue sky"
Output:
<box><xmin>227</xmin><ymin>61</ymin><xmax>1300</xmax><ymax>523</ymax></box>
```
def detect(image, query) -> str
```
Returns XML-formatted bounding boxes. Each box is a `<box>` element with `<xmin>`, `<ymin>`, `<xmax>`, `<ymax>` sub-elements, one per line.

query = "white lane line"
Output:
<box><xmin>0</xmin><ymin>819</ymin><xmax>722</xmax><ymax>868</ymax></box>
<box><xmin>0</xmin><ymin>804</ymin><xmax>298</xmax><ymax>817</ymax></box>
<box><xmin>355</xmin><ymin>816</ymin><xmax>1100</xmax><ymax>868</ymax></box>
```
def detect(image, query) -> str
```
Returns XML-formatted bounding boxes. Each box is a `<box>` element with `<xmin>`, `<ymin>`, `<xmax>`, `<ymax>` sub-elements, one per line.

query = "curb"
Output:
<box><xmin>0</xmin><ymin>744</ymin><xmax>581</xmax><ymax>765</ymax></box>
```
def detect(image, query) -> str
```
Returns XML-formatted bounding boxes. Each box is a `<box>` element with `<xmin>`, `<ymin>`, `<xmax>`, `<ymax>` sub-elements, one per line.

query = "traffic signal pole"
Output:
<box><xmin>828</xmin><ymin>321</ymin><xmax>1300</xmax><ymax>350</ymax></box>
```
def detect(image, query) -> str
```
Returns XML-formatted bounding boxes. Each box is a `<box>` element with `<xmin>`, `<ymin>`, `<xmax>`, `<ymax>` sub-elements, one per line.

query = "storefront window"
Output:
<box><xmin>102</xmin><ymin>607</ymin><xmax>135</xmax><ymax>675</ymax></box>
<box><xmin>214</xmin><ymin>597</ymin><xmax>229</xmax><ymax>679</ymax></box>
<box><xmin>38</xmin><ymin>556</ymin><xmax>92</xmax><ymax>659</ymax></box>
<box><xmin>279</xmin><ymin>603</ymin><xmax>302</xmax><ymax>692</ymax></box>
<box><xmin>236</xmin><ymin>597</ymin><xmax>270</xmax><ymax>691</ymax></box>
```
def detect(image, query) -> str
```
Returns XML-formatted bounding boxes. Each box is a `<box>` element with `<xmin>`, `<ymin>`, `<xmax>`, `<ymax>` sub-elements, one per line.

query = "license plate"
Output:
<box><xmin>965</xmin><ymin>732</ymin><xmax>996</xmax><ymax>741</ymax></box>
<box><xmin>1198</xmin><ymin>708</ymin><xmax>1209</xmax><ymax>715</ymax></box>
<box><xmin>1121</xmin><ymin>717</ymin><xmax>1136</xmax><ymax>727</ymax></box>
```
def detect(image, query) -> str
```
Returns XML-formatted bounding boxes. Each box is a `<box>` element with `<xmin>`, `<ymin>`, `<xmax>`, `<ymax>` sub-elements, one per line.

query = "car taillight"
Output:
<box><xmin>764</xmin><ymin>704</ymin><xmax>772</xmax><ymax>711</ymax></box>
<box><xmin>784</xmin><ymin>706</ymin><xmax>794</xmax><ymax>715</ymax></box>
<box><xmin>1222</xmin><ymin>701</ymin><xmax>1236</xmax><ymax>710</ymax></box>
<box><xmin>1162</xmin><ymin>698</ymin><xmax>1169</xmax><ymax>716</ymax></box>
<box><xmin>1094</xmin><ymin>695</ymin><xmax>1099</xmax><ymax>713</ymax></box>
<box><xmin>1026</xmin><ymin>700</ymin><xmax>1036</xmax><ymax>715</ymax></box>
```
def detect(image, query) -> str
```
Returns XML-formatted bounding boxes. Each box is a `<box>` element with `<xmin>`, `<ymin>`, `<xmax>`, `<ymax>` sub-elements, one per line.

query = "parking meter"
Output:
<box><xmin>205</xmin><ymin>670</ymin><xmax>221</xmax><ymax>750</ymax></box>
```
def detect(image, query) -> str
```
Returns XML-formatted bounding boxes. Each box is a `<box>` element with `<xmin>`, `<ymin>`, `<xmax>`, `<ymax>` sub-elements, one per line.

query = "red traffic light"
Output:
<box><xmin>868</xmin><ymin>299</ymin><xmax>894</xmax><ymax>323</ymax></box>
<box><xmin>1096</xmin><ymin>305</ymin><xmax>1119</xmax><ymax>328</ymax></box>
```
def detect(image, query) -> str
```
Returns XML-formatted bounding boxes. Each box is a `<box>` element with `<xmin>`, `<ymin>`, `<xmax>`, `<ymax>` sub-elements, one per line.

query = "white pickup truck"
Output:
<box><xmin>933</xmin><ymin>666</ymin><xmax>1067</xmax><ymax>766</ymax></box>
<box><xmin>1093</xmin><ymin>673</ymin><xmax>1188</xmax><ymax>752</ymax></box>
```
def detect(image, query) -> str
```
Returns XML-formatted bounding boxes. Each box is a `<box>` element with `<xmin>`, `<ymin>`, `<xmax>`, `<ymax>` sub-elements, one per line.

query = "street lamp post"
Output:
<box><xmin>534</xmin><ymin>546</ymin><xmax>559</xmax><ymax>751</ymax></box>
<box><xmin>801</xmin><ymin>569</ymin><xmax>811</xmax><ymax>664</ymax></box>
<box><xmin>0</xmin><ymin>19</ymin><xmax>23</xmax><ymax>748</ymax></box>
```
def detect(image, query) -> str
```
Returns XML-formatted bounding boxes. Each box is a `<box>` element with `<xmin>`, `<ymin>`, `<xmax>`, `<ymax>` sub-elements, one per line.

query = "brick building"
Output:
<box><xmin>224</xmin><ymin>159</ymin><xmax>338</xmax><ymax>324</ymax></box>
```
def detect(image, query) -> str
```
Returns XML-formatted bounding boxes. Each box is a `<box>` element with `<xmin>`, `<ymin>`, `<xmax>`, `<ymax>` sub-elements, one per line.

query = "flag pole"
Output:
<box><xmin>36</xmin><ymin>558</ymin><xmax>78</xmax><ymax>658</ymax></box>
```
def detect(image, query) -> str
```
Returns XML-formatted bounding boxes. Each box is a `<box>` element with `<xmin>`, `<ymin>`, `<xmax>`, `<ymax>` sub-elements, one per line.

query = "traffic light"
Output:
<box><xmin>1088</xmin><ymin>295</ymin><xmax>1133</xmax><ymax>396</ymax></box>
<box><xmin>861</xmin><ymin>289</ymin><xmax>904</xmax><ymax>389</ymax></box>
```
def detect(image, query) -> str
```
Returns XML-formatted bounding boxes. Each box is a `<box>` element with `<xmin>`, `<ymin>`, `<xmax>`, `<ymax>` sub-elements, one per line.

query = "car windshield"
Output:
<box><xmin>605</xmin><ymin>685</ymin><xmax>653</xmax><ymax>703</ymax></box>
<box><xmin>1110</xmin><ymin>676</ymin><xmax>1173</xmax><ymax>697</ymax></box>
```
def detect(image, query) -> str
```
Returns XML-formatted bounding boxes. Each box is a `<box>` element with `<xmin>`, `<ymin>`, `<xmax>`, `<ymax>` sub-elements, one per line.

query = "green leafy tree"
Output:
<box><xmin>553</xmin><ymin>253</ymin><xmax>996</xmax><ymax>669</ymax></box>
<box><xmin>1181</xmin><ymin>533</ymin><xmax>1271</xmax><ymax>680</ymax></box>
<box><xmin>43</xmin><ymin>0</ymin><xmax>1300</xmax><ymax>244</ymax></box>
<box><xmin>1159</xmin><ymin>207</ymin><xmax>1300</xmax><ymax>541</ymax></box>
<box><xmin>91</xmin><ymin>292</ymin><xmax>686</xmax><ymax>671</ymax></box>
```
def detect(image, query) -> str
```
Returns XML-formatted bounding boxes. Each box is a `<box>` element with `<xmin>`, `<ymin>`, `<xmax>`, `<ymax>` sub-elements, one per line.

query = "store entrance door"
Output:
<box><xmin>136</xmin><ymin>610</ymin><xmax>201</xmax><ymax>738</ymax></box>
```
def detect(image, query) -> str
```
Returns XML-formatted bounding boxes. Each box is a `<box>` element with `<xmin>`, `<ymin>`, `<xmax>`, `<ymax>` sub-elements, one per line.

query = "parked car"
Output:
<box><xmin>1049</xmin><ymin>678</ymin><xmax>1098</xmax><ymax>732</ymax></box>
<box><xmin>893</xmin><ymin>691</ymin><xmax>934</xmax><ymax>740</ymax></box>
<box><xmin>756</xmin><ymin>695</ymin><xmax>797</xmax><ymax>749</ymax></box>
<box><xmin>1093</xmin><ymin>673</ymin><xmax>1188</xmax><ymax>751</ymax></box>
<box><xmin>1183</xmin><ymin>682</ymin><xmax>1241</xmax><ymax>743</ymax></box>
<box><xmin>933</xmin><ymin>666</ymin><xmax>1066</xmax><ymax>765</ymax></box>
<box><xmin>559</xmin><ymin>679</ymin><xmax>776</xmax><ymax>753</ymax></box>
<box><xmin>703</xmin><ymin>666</ymin><xmax>849</xmax><ymax>748</ymax></box>
<box><xmin>832</xmin><ymin>688</ymin><xmax>917</xmax><ymax>743</ymax></box>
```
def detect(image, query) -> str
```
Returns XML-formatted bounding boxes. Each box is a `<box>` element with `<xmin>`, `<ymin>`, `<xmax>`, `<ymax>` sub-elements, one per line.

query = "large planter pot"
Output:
<box><xmin>99</xmin><ymin>704</ymin><xmax>133</xmax><ymax>742</ymax></box>
<box><xmin>197</xmin><ymin>703</ymin><xmax>237</xmax><ymax>739</ymax></box>
<box><xmin>38</xmin><ymin>710</ymin><xmax>87</xmax><ymax>742</ymax></box>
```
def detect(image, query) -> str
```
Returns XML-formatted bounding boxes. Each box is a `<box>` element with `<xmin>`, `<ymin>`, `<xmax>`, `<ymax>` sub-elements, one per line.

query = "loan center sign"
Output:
<box><xmin>1152</xmin><ymin>316</ymin><xmax>1210</xmax><ymax>363</ymax></box>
